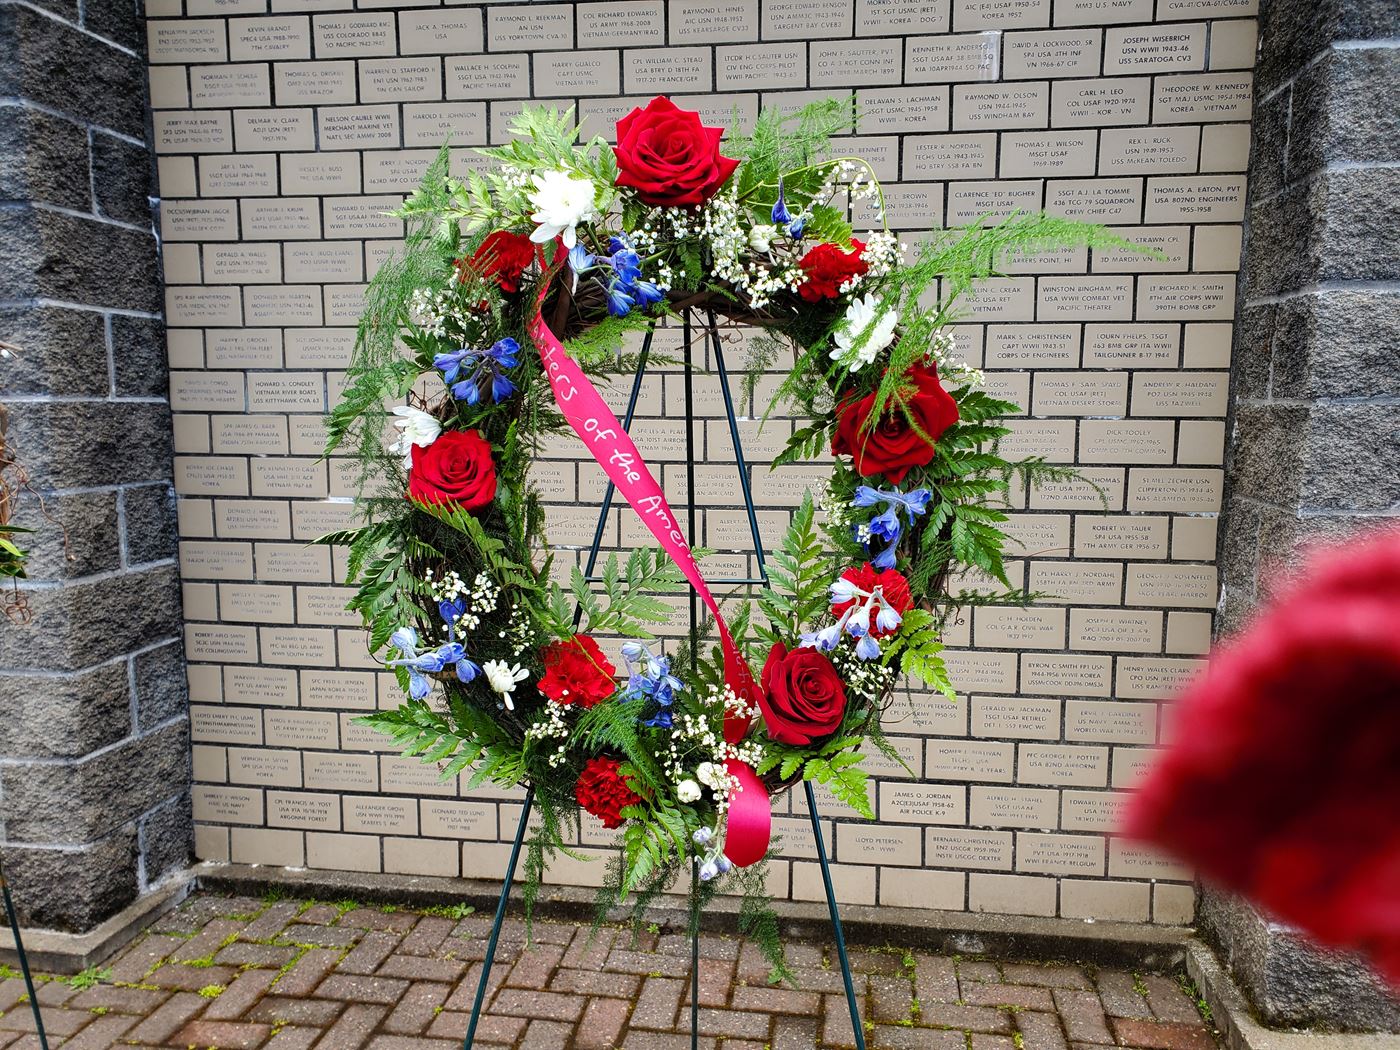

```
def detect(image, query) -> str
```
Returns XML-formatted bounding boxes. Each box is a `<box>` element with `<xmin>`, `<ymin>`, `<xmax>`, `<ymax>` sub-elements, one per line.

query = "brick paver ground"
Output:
<box><xmin>0</xmin><ymin>892</ymin><xmax>1221</xmax><ymax>1049</ymax></box>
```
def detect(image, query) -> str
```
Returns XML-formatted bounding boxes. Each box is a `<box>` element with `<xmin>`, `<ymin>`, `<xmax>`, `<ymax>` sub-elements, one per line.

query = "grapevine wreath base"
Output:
<box><xmin>325</xmin><ymin>96</ymin><xmax>1126</xmax><ymax>977</ymax></box>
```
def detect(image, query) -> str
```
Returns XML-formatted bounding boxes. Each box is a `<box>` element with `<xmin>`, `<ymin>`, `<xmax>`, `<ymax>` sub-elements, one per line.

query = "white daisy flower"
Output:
<box><xmin>527</xmin><ymin>170</ymin><xmax>599</xmax><ymax>249</ymax></box>
<box><xmin>830</xmin><ymin>295</ymin><xmax>898</xmax><ymax>373</ymax></box>
<box><xmin>483</xmin><ymin>659</ymin><xmax>529</xmax><ymax>710</ymax></box>
<box><xmin>388</xmin><ymin>406</ymin><xmax>441</xmax><ymax>467</ymax></box>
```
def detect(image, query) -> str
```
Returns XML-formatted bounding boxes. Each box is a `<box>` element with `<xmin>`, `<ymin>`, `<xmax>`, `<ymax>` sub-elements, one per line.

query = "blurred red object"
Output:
<box><xmin>1124</xmin><ymin>530</ymin><xmax>1400</xmax><ymax>985</ymax></box>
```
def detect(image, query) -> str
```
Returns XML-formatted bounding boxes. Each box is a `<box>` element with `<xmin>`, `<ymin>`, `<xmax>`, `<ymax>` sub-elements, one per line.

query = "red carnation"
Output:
<box><xmin>461</xmin><ymin>230</ymin><xmax>535</xmax><ymax>293</ymax></box>
<box><xmin>759</xmin><ymin>642</ymin><xmax>849</xmax><ymax>746</ymax></box>
<box><xmin>830</xmin><ymin>563</ymin><xmax>913</xmax><ymax>641</ymax></box>
<box><xmin>1124</xmin><ymin>530</ymin><xmax>1400</xmax><ymax>985</ymax></box>
<box><xmin>538</xmin><ymin>635</ymin><xmax>617</xmax><ymax>708</ymax></box>
<box><xmin>408</xmin><ymin>429</ymin><xmax>497</xmax><ymax>513</ymax></box>
<box><xmin>797</xmin><ymin>240</ymin><xmax>868</xmax><ymax>303</ymax></box>
<box><xmin>575</xmin><ymin>755</ymin><xmax>642</xmax><ymax>829</ymax></box>
<box><xmin>613</xmin><ymin>96</ymin><xmax>739</xmax><ymax>209</ymax></box>
<box><xmin>831</xmin><ymin>362</ymin><xmax>959</xmax><ymax>484</ymax></box>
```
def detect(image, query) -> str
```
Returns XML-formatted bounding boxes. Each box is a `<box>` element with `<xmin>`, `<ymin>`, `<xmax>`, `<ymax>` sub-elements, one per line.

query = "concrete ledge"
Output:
<box><xmin>1189</xmin><ymin>942</ymin><xmax>1400</xmax><ymax>1050</ymax></box>
<box><xmin>0</xmin><ymin>874</ymin><xmax>192</xmax><ymax>974</ymax></box>
<box><xmin>196</xmin><ymin>861</ymin><xmax>1188</xmax><ymax>971</ymax></box>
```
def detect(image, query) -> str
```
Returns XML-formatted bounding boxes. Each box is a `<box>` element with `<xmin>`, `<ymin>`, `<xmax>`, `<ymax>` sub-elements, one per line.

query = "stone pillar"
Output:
<box><xmin>1211</xmin><ymin>0</ymin><xmax>1400</xmax><ymax>1030</ymax></box>
<box><xmin>0</xmin><ymin>0</ymin><xmax>191</xmax><ymax>934</ymax></box>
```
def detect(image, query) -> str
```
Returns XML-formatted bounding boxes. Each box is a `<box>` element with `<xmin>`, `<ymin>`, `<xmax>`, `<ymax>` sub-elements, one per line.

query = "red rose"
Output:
<box><xmin>831</xmin><ymin>362</ymin><xmax>959</xmax><ymax>483</ymax></box>
<box><xmin>831</xmin><ymin>563</ymin><xmax>913</xmax><ymax>641</ymax></box>
<box><xmin>759</xmin><ymin>642</ymin><xmax>849</xmax><ymax>746</ymax></box>
<box><xmin>1124</xmin><ymin>531</ymin><xmax>1400</xmax><ymax>984</ymax></box>
<box><xmin>462</xmin><ymin>230</ymin><xmax>535</xmax><ymax>293</ymax></box>
<box><xmin>797</xmin><ymin>240</ymin><xmax>868</xmax><ymax>303</ymax></box>
<box><xmin>538</xmin><ymin>635</ymin><xmax>617</xmax><ymax>708</ymax></box>
<box><xmin>408</xmin><ymin>429</ymin><xmax>497</xmax><ymax>513</ymax></box>
<box><xmin>575</xmin><ymin>755</ymin><xmax>641</xmax><ymax>829</ymax></box>
<box><xmin>613</xmin><ymin>96</ymin><xmax>740</xmax><ymax>209</ymax></box>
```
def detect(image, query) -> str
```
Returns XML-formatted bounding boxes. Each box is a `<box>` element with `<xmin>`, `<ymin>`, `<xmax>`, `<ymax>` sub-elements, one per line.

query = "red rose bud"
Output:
<box><xmin>759</xmin><ymin>642</ymin><xmax>849</xmax><ymax>747</ymax></box>
<box><xmin>1124</xmin><ymin>530</ymin><xmax>1400</xmax><ymax>985</ymax></box>
<box><xmin>575</xmin><ymin>755</ymin><xmax>641</xmax><ymax>830</ymax></box>
<box><xmin>796</xmin><ymin>239</ymin><xmax>868</xmax><ymax>302</ymax></box>
<box><xmin>613</xmin><ymin>95</ymin><xmax>740</xmax><ymax>209</ymax></box>
<box><xmin>407</xmin><ymin>429</ymin><xmax>498</xmax><ymax>513</ymax></box>
<box><xmin>832</xmin><ymin>362</ymin><xmax>959</xmax><ymax>484</ymax></box>
<box><xmin>538</xmin><ymin>635</ymin><xmax>617</xmax><ymax>708</ymax></box>
<box><xmin>462</xmin><ymin>230</ymin><xmax>535</xmax><ymax>293</ymax></box>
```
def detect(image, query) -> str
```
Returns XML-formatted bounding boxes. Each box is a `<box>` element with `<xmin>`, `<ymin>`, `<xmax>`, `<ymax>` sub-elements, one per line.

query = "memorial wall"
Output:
<box><xmin>147</xmin><ymin>0</ymin><xmax>1257</xmax><ymax>922</ymax></box>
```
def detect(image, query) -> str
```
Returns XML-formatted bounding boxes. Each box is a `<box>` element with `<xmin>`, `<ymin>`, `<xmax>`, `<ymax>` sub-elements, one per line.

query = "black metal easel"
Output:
<box><xmin>0</xmin><ymin>860</ymin><xmax>49</xmax><ymax>1049</ymax></box>
<box><xmin>461</xmin><ymin>310</ymin><xmax>867</xmax><ymax>1050</ymax></box>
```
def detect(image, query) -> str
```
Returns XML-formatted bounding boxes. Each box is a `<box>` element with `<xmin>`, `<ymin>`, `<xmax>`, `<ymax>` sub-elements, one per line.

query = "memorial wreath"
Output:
<box><xmin>324</xmin><ymin>97</ymin><xmax>1124</xmax><ymax>977</ymax></box>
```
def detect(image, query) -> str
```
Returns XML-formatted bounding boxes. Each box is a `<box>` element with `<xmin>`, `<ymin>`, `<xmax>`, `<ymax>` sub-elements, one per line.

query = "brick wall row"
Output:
<box><xmin>145</xmin><ymin>0</ymin><xmax>1259</xmax><ymax>924</ymax></box>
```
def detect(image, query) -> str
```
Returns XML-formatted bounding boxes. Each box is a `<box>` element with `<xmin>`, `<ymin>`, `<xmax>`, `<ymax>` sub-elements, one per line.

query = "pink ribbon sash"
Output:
<box><xmin>528</xmin><ymin>249</ymin><xmax>770</xmax><ymax>867</ymax></box>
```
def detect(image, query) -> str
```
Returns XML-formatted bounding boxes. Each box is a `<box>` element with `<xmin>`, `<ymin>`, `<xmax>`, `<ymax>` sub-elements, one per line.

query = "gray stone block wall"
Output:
<box><xmin>1213</xmin><ymin>0</ymin><xmax>1400</xmax><ymax>1030</ymax></box>
<box><xmin>0</xmin><ymin>0</ymin><xmax>192</xmax><ymax>932</ymax></box>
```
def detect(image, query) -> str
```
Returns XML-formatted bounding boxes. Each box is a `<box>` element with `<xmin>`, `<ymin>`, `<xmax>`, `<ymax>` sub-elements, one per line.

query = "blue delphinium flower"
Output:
<box><xmin>620</xmin><ymin>641</ymin><xmax>683</xmax><ymax>729</ymax></box>
<box><xmin>387</xmin><ymin>627</ymin><xmax>480</xmax><ymax>697</ymax></box>
<box><xmin>567</xmin><ymin>243</ymin><xmax>595</xmax><ymax>291</ymax></box>
<box><xmin>849</xmin><ymin>485</ymin><xmax>932</xmax><ymax>569</ymax></box>
<box><xmin>770</xmin><ymin>177</ymin><xmax>806</xmax><ymax>239</ymax></box>
<box><xmin>434</xmin><ymin>337</ymin><xmax>520</xmax><ymax>406</ymax></box>
<box><xmin>597</xmin><ymin>235</ymin><xmax>665</xmax><ymax>318</ymax></box>
<box><xmin>806</xmin><ymin>573</ymin><xmax>908</xmax><ymax>662</ymax></box>
<box><xmin>771</xmin><ymin>177</ymin><xmax>793</xmax><ymax>226</ymax></box>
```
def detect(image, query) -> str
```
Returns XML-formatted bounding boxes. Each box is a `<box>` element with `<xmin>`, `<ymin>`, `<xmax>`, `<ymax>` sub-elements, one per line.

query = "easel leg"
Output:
<box><xmin>805</xmin><ymin>782</ymin><xmax>866</xmax><ymax>1050</ymax></box>
<box><xmin>0</xmin><ymin>874</ymin><xmax>48</xmax><ymax>1050</ymax></box>
<box><xmin>689</xmin><ymin>865</ymin><xmax>700</xmax><ymax>1050</ymax></box>
<box><xmin>462</xmin><ymin>786</ymin><xmax>535</xmax><ymax>1050</ymax></box>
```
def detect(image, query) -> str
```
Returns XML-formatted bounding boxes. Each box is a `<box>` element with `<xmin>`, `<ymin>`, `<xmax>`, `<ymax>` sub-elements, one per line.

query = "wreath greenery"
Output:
<box><xmin>323</xmin><ymin>97</ymin><xmax>1131</xmax><ymax>978</ymax></box>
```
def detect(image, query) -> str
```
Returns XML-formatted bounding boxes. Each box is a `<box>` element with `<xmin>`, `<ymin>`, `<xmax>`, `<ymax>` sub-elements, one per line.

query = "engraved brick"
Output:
<box><xmin>953</xmin><ymin>82</ymin><xmax>1049</xmax><ymax>129</ymax></box>
<box><xmin>999</xmin><ymin>130</ymin><xmax>1097</xmax><ymax>177</ymax></box>
<box><xmin>1045</xmin><ymin>178</ymin><xmax>1142</xmax><ymax>223</ymax></box>
<box><xmin>1145</xmin><ymin>175</ymin><xmax>1246</xmax><ymax>223</ymax></box>
<box><xmin>927</xmin><ymin>828</ymin><xmax>1012</xmax><ymax>870</ymax></box>
<box><xmin>905</xmin><ymin>32</ymin><xmax>999</xmax><ymax>83</ymax></box>
<box><xmin>155</xmin><ymin>110</ymin><xmax>236</xmax><ymax>153</ymax></box>
<box><xmin>1019</xmin><ymin>744</ymin><xmax>1109</xmax><ymax>786</ymax></box>
<box><xmin>191</xmin><ymin>64</ymin><xmax>272</xmax><ymax>108</ymax></box>
<box><xmin>535</xmin><ymin>50</ymin><xmax>620</xmax><ymax>96</ymax></box>
<box><xmin>1021</xmin><ymin>653</ymin><xmax>1113</xmax><ymax>696</ymax></box>
<box><xmin>1053</xmin><ymin>0</ymin><xmax>1152</xmax><ymax>24</ymax></box>
<box><xmin>578</xmin><ymin>2</ymin><xmax>663</xmax><ymax>47</ymax></box>
<box><xmin>1153</xmin><ymin>72</ymin><xmax>1252</xmax><ymax>123</ymax></box>
<box><xmin>969</xmin><ymin>786</ymin><xmax>1057</xmax><ymax>828</ymax></box>
<box><xmin>1078</xmin><ymin>419</ymin><xmax>1175</xmax><ymax>464</ymax></box>
<box><xmin>485</xmin><ymin>4</ymin><xmax>573</xmax><ymax>50</ymax></box>
<box><xmin>195</xmin><ymin>784</ymin><xmax>264</xmax><ymax>824</ymax></box>
<box><xmin>191</xmin><ymin>706</ymin><xmax>264</xmax><ymax>746</ymax></box>
<box><xmin>903</xmin><ymin>132</ymin><xmax>996</xmax><ymax>178</ymax></box>
<box><xmin>971</xmin><ymin>695</ymin><xmax>1060</xmax><ymax>739</ymax></box>
<box><xmin>274</xmin><ymin>60</ymin><xmax>356</xmax><ymax>104</ymax></box>
<box><xmin>716</xmin><ymin>43</ymin><xmax>806</xmax><ymax>90</ymax></box>
<box><xmin>235</xmin><ymin>107</ymin><xmax>315</xmax><ymax>151</ymax></box>
<box><xmin>149</xmin><ymin>19</ymin><xmax>228</xmax><ymax>63</ymax></box>
<box><xmin>811</xmin><ymin>38</ymin><xmax>902</xmax><ymax>85</ymax></box>
<box><xmin>1018</xmin><ymin>831</ymin><xmax>1104</xmax><ymax>875</ymax></box>
<box><xmin>879</xmin><ymin>782</ymin><xmax>965</xmax><ymax>825</ymax></box>
<box><xmin>836</xmin><ymin>823</ymin><xmax>921</xmax><ymax>866</ymax></box>
<box><xmin>669</xmin><ymin>0</ymin><xmax>757</xmax><ymax>43</ymax></box>
<box><xmin>954</xmin><ymin>0</ymin><xmax>1048</xmax><ymax>30</ymax></box>
<box><xmin>229</xmin><ymin>16</ymin><xmax>311</xmax><ymax>60</ymax></box>
<box><xmin>1051</xmin><ymin>76</ymin><xmax>1151</xmax><ymax>127</ymax></box>
<box><xmin>1137</xmin><ymin>275</ymin><xmax>1235</xmax><ymax>319</ymax></box>
<box><xmin>1105</xmin><ymin>22</ymin><xmax>1205</xmax><ymax>73</ymax></box>
<box><xmin>313</xmin><ymin>12</ymin><xmax>395</xmax><ymax>57</ymax></box>
<box><xmin>1003</xmin><ymin>28</ymin><xmax>1102</xmax><ymax>79</ymax></box>
<box><xmin>767</xmin><ymin>0</ymin><xmax>851</xmax><ymax>38</ymax></box>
